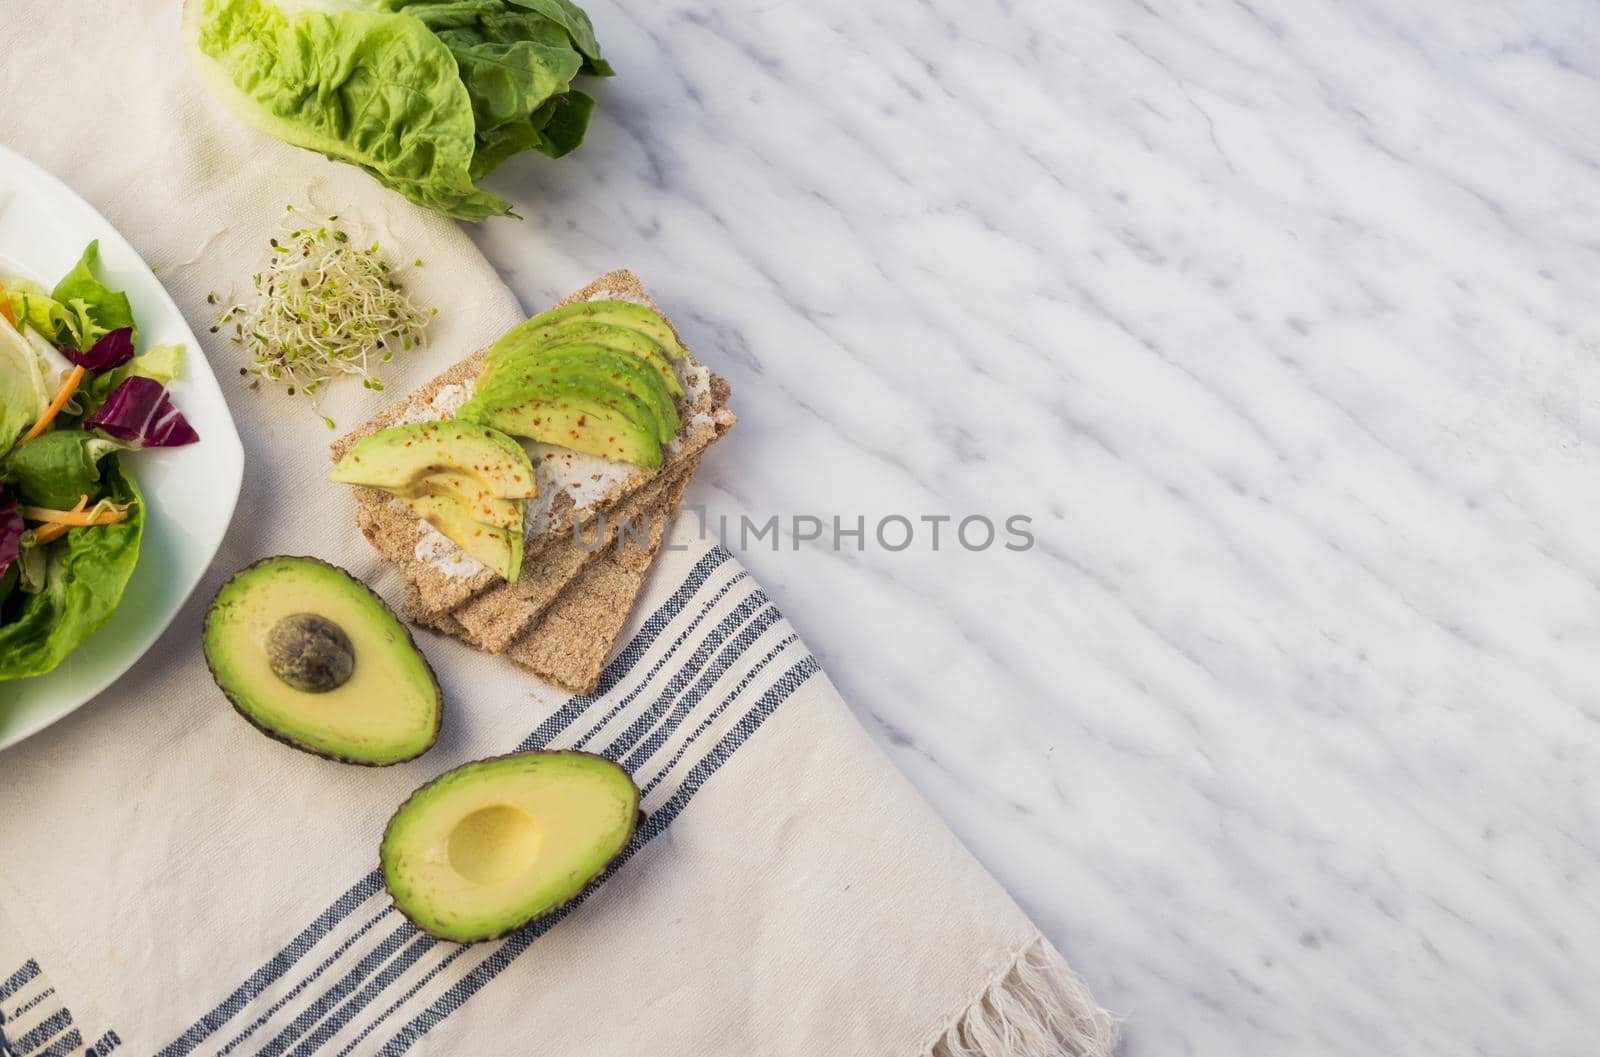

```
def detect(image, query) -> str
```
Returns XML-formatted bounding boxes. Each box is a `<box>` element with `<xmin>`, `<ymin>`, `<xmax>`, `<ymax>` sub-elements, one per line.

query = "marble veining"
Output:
<box><xmin>473</xmin><ymin>1</ymin><xmax>1600</xmax><ymax>1053</ymax></box>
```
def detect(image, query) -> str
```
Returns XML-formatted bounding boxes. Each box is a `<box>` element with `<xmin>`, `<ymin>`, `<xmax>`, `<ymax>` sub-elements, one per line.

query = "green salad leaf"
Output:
<box><xmin>185</xmin><ymin>0</ymin><xmax>611</xmax><ymax>221</ymax></box>
<box><xmin>5</xmin><ymin>280</ymin><xmax>77</xmax><ymax>346</ymax></box>
<box><xmin>0</xmin><ymin>460</ymin><xmax>143</xmax><ymax>682</ymax></box>
<box><xmin>51</xmin><ymin>241</ymin><xmax>135</xmax><ymax>348</ymax></box>
<box><xmin>1</xmin><ymin>431</ymin><xmax>126</xmax><ymax>511</ymax></box>
<box><xmin>85</xmin><ymin>344</ymin><xmax>185</xmax><ymax>411</ymax></box>
<box><xmin>0</xmin><ymin>317</ymin><xmax>48</xmax><ymax>454</ymax></box>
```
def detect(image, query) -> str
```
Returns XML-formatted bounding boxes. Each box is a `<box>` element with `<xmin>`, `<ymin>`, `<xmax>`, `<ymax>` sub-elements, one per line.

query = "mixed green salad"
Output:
<box><xmin>0</xmin><ymin>242</ymin><xmax>198</xmax><ymax>680</ymax></box>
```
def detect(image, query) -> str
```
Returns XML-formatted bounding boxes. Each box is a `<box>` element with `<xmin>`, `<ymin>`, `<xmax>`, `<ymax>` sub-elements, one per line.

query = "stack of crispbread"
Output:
<box><xmin>329</xmin><ymin>270</ymin><xmax>735</xmax><ymax>693</ymax></box>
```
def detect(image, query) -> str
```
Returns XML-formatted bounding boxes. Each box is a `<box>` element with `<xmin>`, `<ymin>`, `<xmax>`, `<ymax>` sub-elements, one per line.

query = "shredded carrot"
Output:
<box><xmin>32</xmin><ymin>523</ymin><xmax>70</xmax><ymax>545</ymax></box>
<box><xmin>18</xmin><ymin>364</ymin><xmax>85</xmax><ymax>445</ymax></box>
<box><xmin>23</xmin><ymin>503</ymin><xmax>127</xmax><ymax>527</ymax></box>
<box><xmin>28</xmin><ymin>495</ymin><xmax>125</xmax><ymax>540</ymax></box>
<box><xmin>0</xmin><ymin>282</ymin><xmax>14</xmax><ymax>327</ymax></box>
<box><xmin>29</xmin><ymin>497</ymin><xmax>88</xmax><ymax>545</ymax></box>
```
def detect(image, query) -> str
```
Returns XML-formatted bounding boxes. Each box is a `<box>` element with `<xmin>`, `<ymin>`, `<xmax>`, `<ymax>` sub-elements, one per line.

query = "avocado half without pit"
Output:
<box><xmin>381</xmin><ymin>752</ymin><xmax>640</xmax><ymax>942</ymax></box>
<box><xmin>204</xmin><ymin>557</ymin><xmax>442</xmax><ymax>765</ymax></box>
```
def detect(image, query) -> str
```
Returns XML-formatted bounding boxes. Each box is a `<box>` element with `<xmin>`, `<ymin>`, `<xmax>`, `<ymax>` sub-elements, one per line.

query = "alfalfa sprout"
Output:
<box><xmin>210</xmin><ymin>207</ymin><xmax>436</xmax><ymax>411</ymax></box>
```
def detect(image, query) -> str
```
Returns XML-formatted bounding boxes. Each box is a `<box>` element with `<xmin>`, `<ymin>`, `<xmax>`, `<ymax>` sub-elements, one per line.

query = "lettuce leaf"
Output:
<box><xmin>51</xmin><ymin>241</ymin><xmax>135</xmax><ymax>348</ymax></box>
<box><xmin>1</xmin><ymin>431</ymin><xmax>126</xmax><ymax>511</ymax></box>
<box><xmin>186</xmin><ymin>0</ymin><xmax>610</xmax><ymax>221</ymax></box>
<box><xmin>0</xmin><ymin>460</ymin><xmax>143</xmax><ymax>681</ymax></box>
<box><xmin>4</xmin><ymin>280</ymin><xmax>78</xmax><ymax>346</ymax></box>
<box><xmin>0</xmin><ymin>316</ymin><xmax>48</xmax><ymax>455</ymax></box>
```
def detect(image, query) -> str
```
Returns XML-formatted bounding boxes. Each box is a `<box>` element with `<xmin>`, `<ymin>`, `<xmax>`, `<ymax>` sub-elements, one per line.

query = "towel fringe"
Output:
<box><xmin>930</xmin><ymin>936</ymin><xmax>1119</xmax><ymax>1057</ymax></box>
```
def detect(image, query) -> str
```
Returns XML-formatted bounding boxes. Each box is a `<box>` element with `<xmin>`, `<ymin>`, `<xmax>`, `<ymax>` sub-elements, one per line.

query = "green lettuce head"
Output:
<box><xmin>183</xmin><ymin>0</ymin><xmax>611</xmax><ymax>221</ymax></box>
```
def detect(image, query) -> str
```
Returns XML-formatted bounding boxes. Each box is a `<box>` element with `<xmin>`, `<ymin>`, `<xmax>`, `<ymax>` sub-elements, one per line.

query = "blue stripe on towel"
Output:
<box><xmin>639</xmin><ymin>634</ymin><xmax>802</xmax><ymax>797</ymax></box>
<box><xmin>565</xmin><ymin>573</ymin><xmax>752</xmax><ymax>751</ymax></box>
<box><xmin>11</xmin><ymin>1010</ymin><xmax>68</xmax><ymax>1056</ymax></box>
<box><xmin>215</xmin><ymin>909</ymin><xmax>394</xmax><ymax>1057</ymax></box>
<box><xmin>30</xmin><ymin>1029</ymin><xmax>78</xmax><ymax>1057</ymax></box>
<box><xmin>616</xmin><ymin>606</ymin><xmax>783</xmax><ymax>767</ymax></box>
<box><xmin>598</xmin><ymin>592</ymin><xmax>772</xmax><ymax>757</ymax></box>
<box><xmin>8</xmin><ymin>989</ymin><xmax>52</xmax><ymax>1022</ymax></box>
<box><xmin>153</xmin><ymin>876</ymin><xmax>384</xmax><ymax>1057</ymax></box>
<box><xmin>0</xmin><ymin>963</ymin><xmax>39</xmax><ymax>1004</ymax></box>
<box><xmin>253</xmin><ymin>922</ymin><xmax>419</xmax><ymax>1057</ymax></box>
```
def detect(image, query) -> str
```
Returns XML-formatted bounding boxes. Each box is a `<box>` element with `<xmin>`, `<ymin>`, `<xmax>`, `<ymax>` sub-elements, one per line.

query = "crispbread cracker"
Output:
<box><xmin>501</xmin><ymin>468</ymin><xmax>693</xmax><ymax>694</ymax></box>
<box><xmin>402</xmin><ymin>466</ymin><xmax>693</xmax><ymax>694</ymax></box>
<box><xmin>333</xmin><ymin>270</ymin><xmax>735</xmax><ymax>615</ymax></box>
<box><xmin>451</xmin><ymin>459</ymin><xmax>698</xmax><ymax>653</ymax></box>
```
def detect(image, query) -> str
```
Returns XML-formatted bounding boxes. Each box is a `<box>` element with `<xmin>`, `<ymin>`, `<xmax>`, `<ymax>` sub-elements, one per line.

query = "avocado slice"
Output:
<box><xmin>203</xmin><ymin>557</ymin><xmax>441</xmax><ymax>766</ymax></box>
<box><xmin>404</xmin><ymin>493</ymin><xmax>524</xmax><ymax>580</ymax></box>
<box><xmin>330</xmin><ymin>421</ymin><xmax>537</xmax><ymax>499</ymax></box>
<box><xmin>478</xmin><ymin>344</ymin><xmax>681</xmax><ymax>444</ymax></box>
<box><xmin>537</xmin><ymin>322</ymin><xmax>685</xmax><ymax>398</ymax></box>
<box><xmin>408</xmin><ymin>471</ymin><xmax>521</xmax><ymax>530</ymax></box>
<box><xmin>487</xmin><ymin>300</ymin><xmax>688</xmax><ymax>365</ymax></box>
<box><xmin>487</xmin><ymin>321</ymin><xmax>685</xmax><ymax>399</ymax></box>
<box><xmin>381</xmin><ymin>751</ymin><xmax>641</xmax><ymax>942</ymax></box>
<box><xmin>457</xmin><ymin>375</ymin><xmax>664</xmax><ymax>468</ymax></box>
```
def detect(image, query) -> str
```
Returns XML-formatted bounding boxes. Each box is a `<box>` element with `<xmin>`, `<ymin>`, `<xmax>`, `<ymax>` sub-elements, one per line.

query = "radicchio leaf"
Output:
<box><xmin>83</xmin><ymin>376</ymin><xmax>199</xmax><ymax>448</ymax></box>
<box><xmin>0</xmin><ymin>488</ymin><xmax>22</xmax><ymax>578</ymax></box>
<box><xmin>61</xmin><ymin>326</ymin><xmax>135</xmax><ymax>372</ymax></box>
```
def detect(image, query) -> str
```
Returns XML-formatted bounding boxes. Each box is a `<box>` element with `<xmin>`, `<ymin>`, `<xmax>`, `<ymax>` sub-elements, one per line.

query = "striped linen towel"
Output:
<box><xmin>0</xmin><ymin>539</ymin><xmax>1114</xmax><ymax>1057</ymax></box>
<box><xmin>0</xmin><ymin>3</ymin><xmax>1115</xmax><ymax>1055</ymax></box>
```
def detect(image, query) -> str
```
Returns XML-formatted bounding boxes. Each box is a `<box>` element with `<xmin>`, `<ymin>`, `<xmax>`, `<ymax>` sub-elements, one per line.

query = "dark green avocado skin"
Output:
<box><xmin>379</xmin><ymin>750</ymin><xmax>642</xmax><ymax>942</ymax></box>
<box><xmin>202</xmin><ymin>555</ymin><xmax>443</xmax><ymax>767</ymax></box>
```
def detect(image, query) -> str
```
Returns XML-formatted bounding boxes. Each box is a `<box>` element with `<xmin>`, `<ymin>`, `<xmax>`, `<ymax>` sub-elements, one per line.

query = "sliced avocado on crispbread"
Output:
<box><xmin>460</xmin><ymin>300</ymin><xmax>696</xmax><ymax>467</ymax></box>
<box><xmin>381</xmin><ymin>751</ymin><xmax>640</xmax><ymax>942</ymax></box>
<box><xmin>536</xmin><ymin>322</ymin><xmax>685</xmax><ymax>397</ymax></box>
<box><xmin>330</xmin><ymin>421</ymin><xmax>531</xmax><ymax>580</ymax></box>
<box><xmin>204</xmin><ymin>557</ymin><xmax>441</xmax><ymax>765</ymax></box>
<box><xmin>456</xmin><ymin>379</ymin><xmax>665</xmax><ymax>467</ymax></box>
<box><xmin>476</xmin><ymin>343</ymin><xmax>681</xmax><ymax>442</ymax></box>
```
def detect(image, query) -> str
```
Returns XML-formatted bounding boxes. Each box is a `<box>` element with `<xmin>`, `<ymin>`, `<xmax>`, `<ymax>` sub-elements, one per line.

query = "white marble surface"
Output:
<box><xmin>469</xmin><ymin>1</ymin><xmax>1600</xmax><ymax>1053</ymax></box>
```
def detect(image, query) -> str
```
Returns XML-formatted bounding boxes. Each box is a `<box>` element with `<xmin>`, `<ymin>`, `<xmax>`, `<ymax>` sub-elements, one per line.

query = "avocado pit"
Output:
<box><xmin>267</xmin><ymin>612</ymin><xmax>355</xmax><ymax>693</ymax></box>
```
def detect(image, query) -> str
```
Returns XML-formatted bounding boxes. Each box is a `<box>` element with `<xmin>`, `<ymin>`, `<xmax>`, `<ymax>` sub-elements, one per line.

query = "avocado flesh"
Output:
<box><xmin>542</xmin><ymin>323</ymin><xmax>685</xmax><ymax>397</ymax></box>
<box><xmin>330</xmin><ymin>422</ymin><xmax>537</xmax><ymax>499</ymax></box>
<box><xmin>490</xmin><ymin>321</ymin><xmax>684</xmax><ymax>398</ymax></box>
<box><xmin>487</xmin><ymin>300</ymin><xmax>688</xmax><ymax>365</ymax></box>
<box><xmin>458</xmin><ymin>377</ymin><xmax>663</xmax><ymax>468</ymax></box>
<box><xmin>408</xmin><ymin>471</ymin><xmax>521</xmax><ymax>530</ymax></box>
<box><xmin>203</xmin><ymin>557</ymin><xmax>441</xmax><ymax>765</ymax></box>
<box><xmin>381</xmin><ymin>751</ymin><xmax>640</xmax><ymax>942</ymax></box>
<box><xmin>404</xmin><ymin>493</ymin><xmax>524</xmax><ymax>580</ymax></box>
<box><xmin>478</xmin><ymin>345</ymin><xmax>681</xmax><ymax>444</ymax></box>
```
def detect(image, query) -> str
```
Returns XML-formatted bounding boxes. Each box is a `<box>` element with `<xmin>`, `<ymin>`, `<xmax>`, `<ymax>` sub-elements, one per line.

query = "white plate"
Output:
<box><xmin>0</xmin><ymin>145</ymin><xmax>244</xmax><ymax>752</ymax></box>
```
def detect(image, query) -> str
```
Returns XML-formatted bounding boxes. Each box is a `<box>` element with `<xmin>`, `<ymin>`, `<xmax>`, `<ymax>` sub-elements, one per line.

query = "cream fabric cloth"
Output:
<box><xmin>0</xmin><ymin>4</ymin><xmax>1112</xmax><ymax>1056</ymax></box>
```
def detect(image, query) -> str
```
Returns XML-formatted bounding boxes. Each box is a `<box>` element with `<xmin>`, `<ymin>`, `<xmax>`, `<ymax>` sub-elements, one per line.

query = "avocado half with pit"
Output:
<box><xmin>204</xmin><ymin>557</ymin><xmax>441</xmax><ymax>765</ymax></box>
<box><xmin>381</xmin><ymin>751</ymin><xmax>640</xmax><ymax>942</ymax></box>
